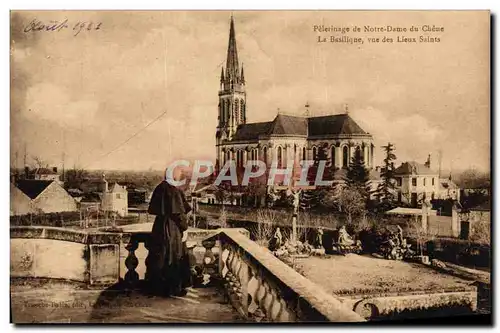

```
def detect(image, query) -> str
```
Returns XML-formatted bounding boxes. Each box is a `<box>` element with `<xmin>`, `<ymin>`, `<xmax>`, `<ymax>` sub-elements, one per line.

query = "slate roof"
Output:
<box><xmin>394</xmin><ymin>161</ymin><xmax>437</xmax><ymax>175</ymax></box>
<box><xmin>15</xmin><ymin>180</ymin><xmax>53</xmax><ymax>199</ymax></box>
<box><xmin>268</xmin><ymin>114</ymin><xmax>308</xmax><ymax>136</ymax></box>
<box><xmin>308</xmin><ymin>114</ymin><xmax>367</xmax><ymax>136</ymax></box>
<box><xmin>230</xmin><ymin>113</ymin><xmax>369</xmax><ymax>142</ymax></box>
<box><xmin>232</xmin><ymin>122</ymin><xmax>273</xmax><ymax>141</ymax></box>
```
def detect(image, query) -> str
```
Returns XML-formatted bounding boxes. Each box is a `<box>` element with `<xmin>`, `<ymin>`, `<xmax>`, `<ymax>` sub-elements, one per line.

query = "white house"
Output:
<box><xmin>101</xmin><ymin>181</ymin><xmax>128</xmax><ymax>217</ymax></box>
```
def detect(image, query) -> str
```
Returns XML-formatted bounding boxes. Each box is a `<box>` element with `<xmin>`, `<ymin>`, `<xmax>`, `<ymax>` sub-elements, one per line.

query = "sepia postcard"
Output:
<box><xmin>10</xmin><ymin>10</ymin><xmax>491</xmax><ymax>324</ymax></box>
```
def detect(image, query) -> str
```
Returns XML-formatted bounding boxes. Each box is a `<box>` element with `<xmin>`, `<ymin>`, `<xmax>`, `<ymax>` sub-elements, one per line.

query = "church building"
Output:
<box><xmin>215</xmin><ymin>17</ymin><xmax>375</xmax><ymax>181</ymax></box>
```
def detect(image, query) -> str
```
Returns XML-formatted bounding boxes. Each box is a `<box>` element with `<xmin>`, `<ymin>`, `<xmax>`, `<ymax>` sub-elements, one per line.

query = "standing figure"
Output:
<box><xmin>146</xmin><ymin>168</ymin><xmax>192</xmax><ymax>297</ymax></box>
<box><xmin>268</xmin><ymin>227</ymin><xmax>283</xmax><ymax>252</ymax></box>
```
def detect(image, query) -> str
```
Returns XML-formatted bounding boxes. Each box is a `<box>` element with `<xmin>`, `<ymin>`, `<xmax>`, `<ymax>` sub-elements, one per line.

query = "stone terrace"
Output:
<box><xmin>11</xmin><ymin>279</ymin><xmax>243</xmax><ymax>323</ymax></box>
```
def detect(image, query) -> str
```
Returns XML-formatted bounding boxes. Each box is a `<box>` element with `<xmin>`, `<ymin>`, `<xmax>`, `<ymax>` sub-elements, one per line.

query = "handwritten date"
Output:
<box><xmin>24</xmin><ymin>18</ymin><xmax>102</xmax><ymax>36</ymax></box>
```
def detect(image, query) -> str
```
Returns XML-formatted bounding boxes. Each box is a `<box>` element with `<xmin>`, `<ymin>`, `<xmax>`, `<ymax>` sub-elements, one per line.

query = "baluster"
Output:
<box><xmin>269</xmin><ymin>288</ymin><xmax>282</xmax><ymax>321</ymax></box>
<box><xmin>247</xmin><ymin>271</ymin><xmax>259</xmax><ymax>314</ymax></box>
<box><xmin>143</xmin><ymin>237</ymin><xmax>151</xmax><ymax>282</ymax></box>
<box><xmin>262</xmin><ymin>282</ymin><xmax>274</xmax><ymax>319</ymax></box>
<box><xmin>202</xmin><ymin>239</ymin><xmax>217</xmax><ymax>278</ymax></box>
<box><xmin>238</xmin><ymin>251</ymin><xmax>249</xmax><ymax>317</ymax></box>
<box><xmin>221</xmin><ymin>247</ymin><xmax>230</xmax><ymax>278</ymax></box>
<box><xmin>253</xmin><ymin>274</ymin><xmax>267</xmax><ymax>322</ymax></box>
<box><xmin>278</xmin><ymin>297</ymin><xmax>296</xmax><ymax>322</ymax></box>
<box><xmin>124</xmin><ymin>236</ymin><xmax>139</xmax><ymax>287</ymax></box>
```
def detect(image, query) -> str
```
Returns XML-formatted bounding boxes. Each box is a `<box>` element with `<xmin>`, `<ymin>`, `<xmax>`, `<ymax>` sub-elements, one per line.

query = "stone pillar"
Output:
<box><xmin>335</xmin><ymin>145</ymin><xmax>341</xmax><ymax>168</ymax></box>
<box><xmin>421</xmin><ymin>203</ymin><xmax>428</xmax><ymax>234</ymax></box>
<box><xmin>370</xmin><ymin>144</ymin><xmax>374</xmax><ymax>167</ymax></box>
<box><xmin>451</xmin><ymin>204</ymin><xmax>460</xmax><ymax>238</ymax></box>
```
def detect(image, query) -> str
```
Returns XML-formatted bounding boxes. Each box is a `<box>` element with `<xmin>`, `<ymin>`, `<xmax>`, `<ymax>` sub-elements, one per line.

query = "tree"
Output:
<box><xmin>65</xmin><ymin>166</ymin><xmax>88</xmax><ymax>190</ymax></box>
<box><xmin>375</xmin><ymin>143</ymin><xmax>398</xmax><ymax>210</ymax></box>
<box><xmin>337</xmin><ymin>187</ymin><xmax>366</xmax><ymax>224</ymax></box>
<box><xmin>344</xmin><ymin>147</ymin><xmax>371</xmax><ymax>202</ymax></box>
<box><xmin>305</xmin><ymin>143</ymin><xmax>335</xmax><ymax>211</ymax></box>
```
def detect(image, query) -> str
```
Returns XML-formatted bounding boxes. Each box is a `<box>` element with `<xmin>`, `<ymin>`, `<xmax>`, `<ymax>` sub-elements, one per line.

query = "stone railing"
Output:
<box><xmin>204</xmin><ymin>229</ymin><xmax>364</xmax><ymax>322</ymax></box>
<box><xmin>118</xmin><ymin>225</ymin><xmax>249</xmax><ymax>288</ymax></box>
<box><xmin>10</xmin><ymin>226</ymin><xmax>121</xmax><ymax>285</ymax></box>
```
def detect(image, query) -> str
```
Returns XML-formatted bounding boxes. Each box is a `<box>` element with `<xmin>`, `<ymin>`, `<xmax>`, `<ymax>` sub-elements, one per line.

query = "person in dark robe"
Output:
<box><xmin>146</xmin><ymin>167</ymin><xmax>192</xmax><ymax>297</ymax></box>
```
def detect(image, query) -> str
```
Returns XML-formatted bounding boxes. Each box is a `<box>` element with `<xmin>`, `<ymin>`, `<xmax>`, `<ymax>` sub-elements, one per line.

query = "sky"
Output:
<box><xmin>10</xmin><ymin>11</ymin><xmax>490</xmax><ymax>172</ymax></box>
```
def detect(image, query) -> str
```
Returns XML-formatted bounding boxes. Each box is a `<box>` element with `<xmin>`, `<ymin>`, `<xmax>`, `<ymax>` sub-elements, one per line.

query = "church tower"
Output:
<box><xmin>216</xmin><ymin>16</ymin><xmax>246</xmax><ymax>166</ymax></box>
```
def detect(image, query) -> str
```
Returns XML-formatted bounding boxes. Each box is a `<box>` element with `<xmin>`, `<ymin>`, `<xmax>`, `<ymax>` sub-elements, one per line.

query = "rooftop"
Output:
<box><xmin>395</xmin><ymin>161</ymin><xmax>437</xmax><ymax>176</ymax></box>
<box><xmin>231</xmin><ymin>113</ymin><xmax>370</xmax><ymax>142</ymax></box>
<box><xmin>15</xmin><ymin>180</ymin><xmax>54</xmax><ymax>199</ymax></box>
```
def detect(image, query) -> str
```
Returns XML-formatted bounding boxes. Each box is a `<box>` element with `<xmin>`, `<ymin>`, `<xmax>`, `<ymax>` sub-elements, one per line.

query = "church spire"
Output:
<box><xmin>220</xmin><ymin>66</ymin><xmax>225</xmax><ymax>83</ymax></box>
<box><xmin>225</xmin><ymin>15</ymin><xmax>240</xmax><ymax>82</ymax></box>
<box><xmin>240</xmin><ymin>64</ymin><xmax>245</xmax><ymax>83</ymax></box>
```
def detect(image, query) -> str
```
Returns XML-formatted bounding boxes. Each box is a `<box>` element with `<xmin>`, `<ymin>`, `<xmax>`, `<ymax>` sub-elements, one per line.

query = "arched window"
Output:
<box><xmin>226</xmin><ymin>150</ymin><xmax>231</xmax><ymax>162</ymax></box>
<box><xmin>302</xmin><ymin>147</ymin><xmax>306</xmax><ymax>160</ymax></box>
<box><xmin>342</xmin><ymin>146</ymin><xmax>348</xmax><ymax>168</ymax></box>
<box><xmin>312</xmin><ymin>146</ymin><xmax>318</xmax><ymax>160</ymax></box>
<box><xmin>355</xmin><ymin>146</ymin><xmax>362</xmax><ymax>160</ymax></box>
<box><xmin>331</xmin><ymin>146</ymin><xmax>336</xmax><ymax>168</ymax></box>
<box><xmin>277</xmin><ymin>146</ymin><xmax>283</xmax><ymax>168</ymax></box>
<box><xmin>263</xmin><ymin>147</ymin><xmax>268</xmax><ymax>164</ymax></box>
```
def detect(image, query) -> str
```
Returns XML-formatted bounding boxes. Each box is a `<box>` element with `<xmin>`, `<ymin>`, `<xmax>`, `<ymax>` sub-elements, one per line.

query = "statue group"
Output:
<box><xmin>332</xmin><ymin>226</ymin><xmax>363</xmax><ymax>255</ymax></box>
<box><xmin>377</xmin><ymin>225</ymin><xmax>416</xmax><ymax>260</ymax></box>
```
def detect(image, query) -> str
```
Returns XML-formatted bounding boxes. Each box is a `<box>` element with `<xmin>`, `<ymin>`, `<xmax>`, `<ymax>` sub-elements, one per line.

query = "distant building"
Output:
<box><xmin>13</xmin><ymin>180</ymin><xmax>77</xmax><ymax>214</ymax></box>
<box><xmin>10</xmin><ymin>182</ymin><xmax>35</xmax><ymax>216</ymax></box>
<box><xmin>101</xmin><ymin>182</ymin><xmax>128</xmax><ymax>217</ymax></box>
<box><xmin>438</xmin><ymin>177</ymin><xmax>461</xmax><ymax>202</ymax></box>
<box><xmin>394</xmin><ymin>161</ymin><xmax>440</xmax><ymax>207</ymax></box>
<box><xmin>32</xmin><ymin>167</ymin><xmax>61</xmax><ymax>182</ymax></box>
<box><xmin>459</xmin><ymin>201</ymin><xmax>490</xmax><ymax>239</ymax></box>
<box><xmin>78</xmin><ymin>174</ymin><xmax>129</xmax><ymax>217</ymax></box>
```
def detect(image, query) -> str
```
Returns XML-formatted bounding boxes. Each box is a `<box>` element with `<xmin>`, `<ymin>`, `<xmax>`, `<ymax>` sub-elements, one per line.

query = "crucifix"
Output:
<box><xmin>287</xmin><ymin>187</ymin><xmax>302</xmax><ymax>244</ymax></box>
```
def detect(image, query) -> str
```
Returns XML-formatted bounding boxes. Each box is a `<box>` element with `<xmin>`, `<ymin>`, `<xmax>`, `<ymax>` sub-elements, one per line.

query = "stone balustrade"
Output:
<box><xmin>11</xmin><ymin>225</ymin><xmax>363</xmax><ymax>322</ymax></box>
<box><xmin>204</xmin><ymin>229</ymin><xmax>365</xmax><ymax>322</ymax></box>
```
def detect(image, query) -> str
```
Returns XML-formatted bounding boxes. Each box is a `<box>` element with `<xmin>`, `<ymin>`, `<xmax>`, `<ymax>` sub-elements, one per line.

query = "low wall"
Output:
<box><xmin>339</xmin><ymin>289</ymin><xmax>477</xmax><ymax>319</ymax></box>
<box><xmin>11</xmin><ymin>226</ymin><xmax>121</xmax><ymax>285</ymax></box>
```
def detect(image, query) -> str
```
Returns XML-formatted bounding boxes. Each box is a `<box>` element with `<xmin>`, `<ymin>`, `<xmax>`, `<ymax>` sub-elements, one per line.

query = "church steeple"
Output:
<box><xmin>225</xmin><ymin>15</ymin><xmax>240</xmax><ymax>83</ymax></box>
<box><xmin>216</xmin><ymin>15</ymin><xmax>247</xmax><ymax>158</ymax></box>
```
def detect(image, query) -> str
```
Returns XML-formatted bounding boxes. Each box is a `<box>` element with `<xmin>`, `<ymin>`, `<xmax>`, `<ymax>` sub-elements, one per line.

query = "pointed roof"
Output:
<box><xmin>225</xmin><ymin>16</ymin><xmax>240</xmax><ymax>81</ymax></box>
<box><xmin>16</xmin><ymin>180</ymin><xmax>54</xmax><ymax>199</ymax></box>
<box><xmin>109</xmin><ymin>182</ymin><xmax>127</xmax><ymax>192</ymax></box>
